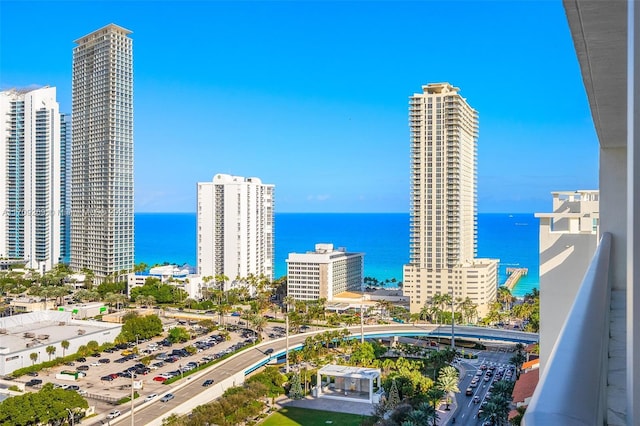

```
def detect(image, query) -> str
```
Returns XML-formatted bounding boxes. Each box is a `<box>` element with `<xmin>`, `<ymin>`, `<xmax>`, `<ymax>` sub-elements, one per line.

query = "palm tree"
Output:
<box><xmin>214</xmin><ymin>274</ymin><xmax>229</xmax><ymax>293</ymax></box>
<box><xmin>415</xmin><ymin>401</ymin><xmax>439</xmax><ymax>426</ymax></box>
<box><xmin>430</xmin><ymin>294</ymin><xmax>445</xmax><ymax>324</ymax></box>
<box><xmin>497</xmin><ymin>286</ymin><xmax>514</xmax><ymax>311</ymax></box>
<box><xmin>437</xmin><ymin>366</ymin><xmax>460</xmax><ymax>410</ymax></box>
<box><xmin>461</xmin><ymin>297</ymin><xmax>478</xmax><ymax>324</ymax></box>
<box><xmin>61</xmin><ymin>340</ymin><xmax>70</xmax><ymax>357</ymax></box>
<box><xmin>425</xmin><ymin>386</ymin><xmax>445</xmax><ymax>410</ymax></box>
<box><xmin>30</xmin><ymin>352</ymin><xmax>38</xmax><ymax>365</ymax></box>
<box><xmin>45</xmin><ymin>345</ymin><xmax>56</xmax><ymax>361</ymax></box>
<box><xmin>249</xmin><ymin>314</ymin><xmax>267</xmax><ymax>340</ymax></box>
<box><xmin>405</xmin><ymin>409</ymin><xmax>431</xmax><ymax>426</ymax></box>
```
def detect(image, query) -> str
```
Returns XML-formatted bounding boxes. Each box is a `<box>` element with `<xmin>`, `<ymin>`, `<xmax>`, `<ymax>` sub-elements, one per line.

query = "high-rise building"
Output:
<box><xmin>402</xmin><ymin>82</ymin><xmax>498</xmax><ymax>317</ymax></box>
<box><xmin>286</xmin><ymin>243</ymin><xmax>364</xmax><ymax>301</ymax></box>
<box><xmin>70</xmin><ymin>24</ymin><xmax>134</xmax><ymax>279</ymax></box>
<box><xmin>197</xmin><ymin>174</ymin><xmax>274</xmax><ymax>291</ymax></box>
<box><xmin>60</xmin><ymin>113</ymin><xmax>71</xmax><ymax>264</ymax></box>
<box><xmin>0</xmin><ymin>87</ymin><xmax>63</xmax><ymax>272</ymax></box>
<box><xmin>535</xmin><ymin>190</ymin><xmax>599</xmax><ymax>374</ymax></box>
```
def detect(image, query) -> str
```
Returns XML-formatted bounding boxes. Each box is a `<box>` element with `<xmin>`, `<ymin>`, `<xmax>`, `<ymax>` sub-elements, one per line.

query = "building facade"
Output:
<box><xmin>70</xmin><ymin>24</ymin><xmax>134</xmax><ymax>279</ymax></box>
<box><xmin>197</xmin><ymin>174</ymin><xmax>274</xmax><ymax>291</ymax></box>
<box><xmin>535</xmin><ymin>190</ymin><xmax>599</xmax><ymax>374</ymax></box>
<box><xmin>286</xmin><ymin>243</ymin><xmax>363</xmax><ymax>301</ymax></box>
<box><xmin>60</xmin><ymin>113</ymin><xmax>71</xmax><ymax>264</ymax></box>
<box><xmin>402</xmin><ymin>83</ymin><xmax>498</xmax><ymax>316</ymax></box>
<box><xmin>0</xmin><ymin>87</ymin><xmax>64</xmax><ymax>272</ymax></box>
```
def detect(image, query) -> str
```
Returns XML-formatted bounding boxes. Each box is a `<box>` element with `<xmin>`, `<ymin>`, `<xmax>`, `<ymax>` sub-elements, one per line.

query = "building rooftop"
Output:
<box><xmin>0</xmin><ymin>311</ymin><xmax>120</xmax><ymax>354</ymax></box>
<box><xmin>318</xmin><ymin>364</ymin><xmax>380</xmax><ymax>379</ymax></box>
<box><xmin>512</xmin><ymin>368</ymin><xmax>540</xmax><ymax>404</ymax></box>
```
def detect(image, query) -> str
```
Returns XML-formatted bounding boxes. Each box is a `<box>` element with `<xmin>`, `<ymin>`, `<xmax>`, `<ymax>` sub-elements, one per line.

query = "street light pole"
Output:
<box><xmin>130</xmin><ymin>371</ymin><xmax>135</xmax><ymax>426</ymax></box>
<box><xmin>285</xmin><ymin>311</ymin><xmax>290</xmax><ymax>373</ymax></box>
<box><xmin>360</xmin><ymin>298</ymin><xmax>365</xmax><ymax>344</ymax></box>
<box><xmin>450</xmin><ymin>290</ymin><xmax>456</xmax><ymax>351</ymax></box>
<box><xmin>131</xmin><ymin>333</ymin><xmax>139</xmax><ymax>426</ymax></box>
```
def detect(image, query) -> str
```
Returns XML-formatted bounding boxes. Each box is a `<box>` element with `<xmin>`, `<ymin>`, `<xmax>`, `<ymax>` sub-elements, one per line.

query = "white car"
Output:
<box><xmin>144</xmin><ymin>393</ymin><xmax>158</xmax><ymax>402</ymax></box>
<box><xmin>90</xmin><ymin>362</ymin><xmax>100</xmax><ymax>367</ymax></box>
<box><xmin>107</xmin><ymin>410</ymin><xmax>121</xmax><ymax>419</ymax></box>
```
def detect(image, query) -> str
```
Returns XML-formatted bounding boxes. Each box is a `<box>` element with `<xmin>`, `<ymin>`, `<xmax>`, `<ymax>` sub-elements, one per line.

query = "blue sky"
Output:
<box><xmin>0</xmin><ymin>0</ymin><xmax>598</xmax><ymax>213</ymax></box>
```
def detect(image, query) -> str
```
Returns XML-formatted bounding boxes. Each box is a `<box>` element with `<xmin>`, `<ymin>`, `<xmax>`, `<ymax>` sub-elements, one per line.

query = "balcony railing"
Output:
<box><xmin>523</xmin><ymin>232</ymin><xmax>611</xmax><ymax>426</ymax></box>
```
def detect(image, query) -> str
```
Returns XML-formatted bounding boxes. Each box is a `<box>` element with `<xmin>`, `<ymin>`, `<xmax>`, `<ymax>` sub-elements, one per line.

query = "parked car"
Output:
<box><xmin>26</xmin><ymin>372</ymin><xmax>38</xmax><ymax>377</ymax></box>
<box><xmin>153</xmin><ymin>376</ymin><xmax>168</xmax><ymax>382</ymax></box>
<box><xmin>107</xmin><ymin>410</ymin><xmax>121</xmax><ymax>419</ymax></box>
<box><xmin>99</xmin><ymin>358</ymin><xmax>110</xmax><ymax>364</ymax></box>
<box><xmin>101</xmin><ymin>376</ymin><xmax>114</xmax><ymax>381</ymax></box>
<box><xmin>160</xmin><ymin>393</ymin><xmax>175</xmax><ymax>402</ymax></box>
<box><xmin>202</xmin><ymin>379</ymin><xmax>214</xmax><ymax>387</ymax></box>
<box><xmin>76</xmin><ymin>357</ymin><xmax>86</xmax><ymax>362</ymax></box>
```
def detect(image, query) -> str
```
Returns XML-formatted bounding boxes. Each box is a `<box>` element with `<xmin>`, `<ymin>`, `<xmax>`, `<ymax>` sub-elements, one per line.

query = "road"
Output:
<box><xmin>452</xmin><ymin>346</ymin><xmax>517</xmax><ymax>425</ymax></box>
<box><xmin>102</xmin><ymin>324</ymin><xmax>536</xmax><ymax>425</ymax></box>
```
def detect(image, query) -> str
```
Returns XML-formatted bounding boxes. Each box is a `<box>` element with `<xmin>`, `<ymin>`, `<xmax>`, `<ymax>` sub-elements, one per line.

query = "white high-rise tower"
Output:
<box><xmin>403</xmin><ymin>83</ymin><xmax>498</xmax><ymax>317</ymax></box>
<box><xmin>71</xmin><ymin>24</ymin><xmax>134</xmax><ymax>279</ymax></box>
<box><xmin>197</xmin><ymin>174</ymin><xmax>274</xmax><ymax>291</ymax></box>
<box><xmin>0</xmin><ymin>87</ymin><xmax>63</xmax><ymax>272</ymax></box>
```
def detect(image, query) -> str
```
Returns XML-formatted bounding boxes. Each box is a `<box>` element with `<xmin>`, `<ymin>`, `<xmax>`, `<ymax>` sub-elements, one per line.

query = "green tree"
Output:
<box><xmin>510</xmin><ymin>406</ymin><xmax>527</xmax><ymax>425</ymax></box>
<box><xmin>86</xmin><ymin>340</ymin><xmax>99</xmax><ymax>353</ymax></box>
<box><xmin>288</xmin><ymin>372</ymin><xmax>304</xmax><ymax>399</ymax></box>
<box><xmin>29</xmin><ymin>352</ymin><xmax>38</xmax><ymax>365</ymax></box>
<box><xmin>61</xmin><ymin>340</ymin><xmax>70</xmax><ymax>358</ymax></box>
<box><xmin>387</xmin><ymin>378</ymin><xmax>401</xmax><ymax>409</ymax></box>
<box><xmin>45</xmin><ymin>345</ymin><xmax>56</xmax><ymax>361</ymax></box>
<box><xmin>350</xmin><ymin>342</ymin><xmax>376</xmax><ymax>366</ymax></box>
<box><xmin>436</xmin><ymin>366</ymin><xmax>460</xmax><ymax>410</ymax></box>
<box><xmin>0</xmin><ymin>383</ymin><xmax>89</xmax><ymax>426</ymax></box>
<box><xmin>96</xmin><ymin>280</ymin><xmax>126</xmax><ymax>297</ymax></box>
<box><xmin>118</xmin><ymin>314</ymin><xmax>163</xmax><ymax>342</ymax></box>
<box><xmin>168</xmin><ymin>327</ymin><xmax>190</xmax><ymax>343</ymax></box>
<box><xmin>426</xmin><ymin>386</ymin><xmax>445</xmax><ymax>410</ymax></box>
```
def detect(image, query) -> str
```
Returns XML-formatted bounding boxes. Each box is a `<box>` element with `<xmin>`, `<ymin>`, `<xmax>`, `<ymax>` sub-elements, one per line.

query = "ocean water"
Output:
<box><xmin>135</xmin><ymin>212</ymin><xmax>539</xmax><ymax>297</ymax></box>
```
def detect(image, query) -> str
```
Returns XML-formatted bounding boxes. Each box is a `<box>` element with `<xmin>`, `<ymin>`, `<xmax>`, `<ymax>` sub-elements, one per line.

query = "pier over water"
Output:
<box><xmin>503</xmin><ymin>267</ymin><xmax>528</xmax><ymax>291</ymax></box>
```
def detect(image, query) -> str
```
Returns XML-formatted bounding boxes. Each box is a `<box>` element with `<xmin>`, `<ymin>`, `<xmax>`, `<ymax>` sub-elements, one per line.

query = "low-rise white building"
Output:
<box><xmin>287</xmin><ymin>244</ymin><xmax>363</xmax><ymax>301</ymax></box>
<box><xmin>316</xmin><ymin>364</ymin><xmax>383</xmax><ymax>404</ymax></box>
<box><xmin>0</xmin><ymin>311</ymin><xmax>121</xmax><ymax>376</ymax></box>
<box><xmin>127</xmin><ymin>265</ymin><xmax>202</xmax><ymax>300</ymax></box>
<box><xmin>57</xmin><ymin>302</ymin><xmax>107</xmax><ymax>319</ymax></box>
<box><xmin>10</xmin><ymin>297</ymin><xmax>56</xmax><ymax>313</ymax></box>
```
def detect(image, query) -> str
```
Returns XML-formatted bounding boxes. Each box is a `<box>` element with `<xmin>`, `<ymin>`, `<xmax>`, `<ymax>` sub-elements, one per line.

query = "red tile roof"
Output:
<box><xmin>512</xmin><ymin>368</ymin><xmax>539</xmax><ymax>404</ymax></box>
<box><xmin>522</xmin><ymin>358</ymin><xmax>539</xmax><ymax>370</ymax></box>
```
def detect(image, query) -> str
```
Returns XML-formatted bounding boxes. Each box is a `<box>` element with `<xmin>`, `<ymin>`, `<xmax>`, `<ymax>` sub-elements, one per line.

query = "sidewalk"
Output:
<box><xmin>274</xmin><ymin>394</ymin><xmax>376</xmax><ymax>416</ymax></box>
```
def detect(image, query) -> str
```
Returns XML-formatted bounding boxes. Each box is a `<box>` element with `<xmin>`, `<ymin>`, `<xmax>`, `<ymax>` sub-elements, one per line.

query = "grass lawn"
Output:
<box><xmin>261</xmin><ymin>407</ymin><xmax>369</xmax><ymax>426</ymax></box>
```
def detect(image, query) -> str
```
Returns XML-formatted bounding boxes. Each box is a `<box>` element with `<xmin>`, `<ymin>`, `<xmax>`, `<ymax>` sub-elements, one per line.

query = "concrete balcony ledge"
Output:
<box><xmin>523</xmin><ymin>232</ymin><xmax>612</xmax><ymax>426</ymax></box>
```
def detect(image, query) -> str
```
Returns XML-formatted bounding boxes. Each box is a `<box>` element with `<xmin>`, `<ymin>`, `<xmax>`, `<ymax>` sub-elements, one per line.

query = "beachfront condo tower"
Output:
<box><xmin>70</xmin><ymin>24</ymin><xmax>134</xmax><ymax>280</ymax></box>
<box><xmin>0</xmin><ymin>87</ymin><xmax>66</xmax><ymax>272</ymax></box>
<box><xmin>197</xmin><ymin>174</ymin><xmax>274</xmax><ymax>292</ymax></box>
<box><xmin>402</xmin><ymin>82</ymin><xmax>498</xmax><ymax>318</ymax></box>
<box><xmin>286</xmin><ymin>243</ymin><xmax>364</xmax><ymax>301</ymax></box>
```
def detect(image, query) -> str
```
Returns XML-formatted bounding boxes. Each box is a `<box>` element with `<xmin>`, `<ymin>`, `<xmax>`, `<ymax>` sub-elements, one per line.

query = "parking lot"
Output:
<box><xmin>20</xmin><ymin>324</ymin><xmax>257</xmax><ymax>417</ymax></box>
